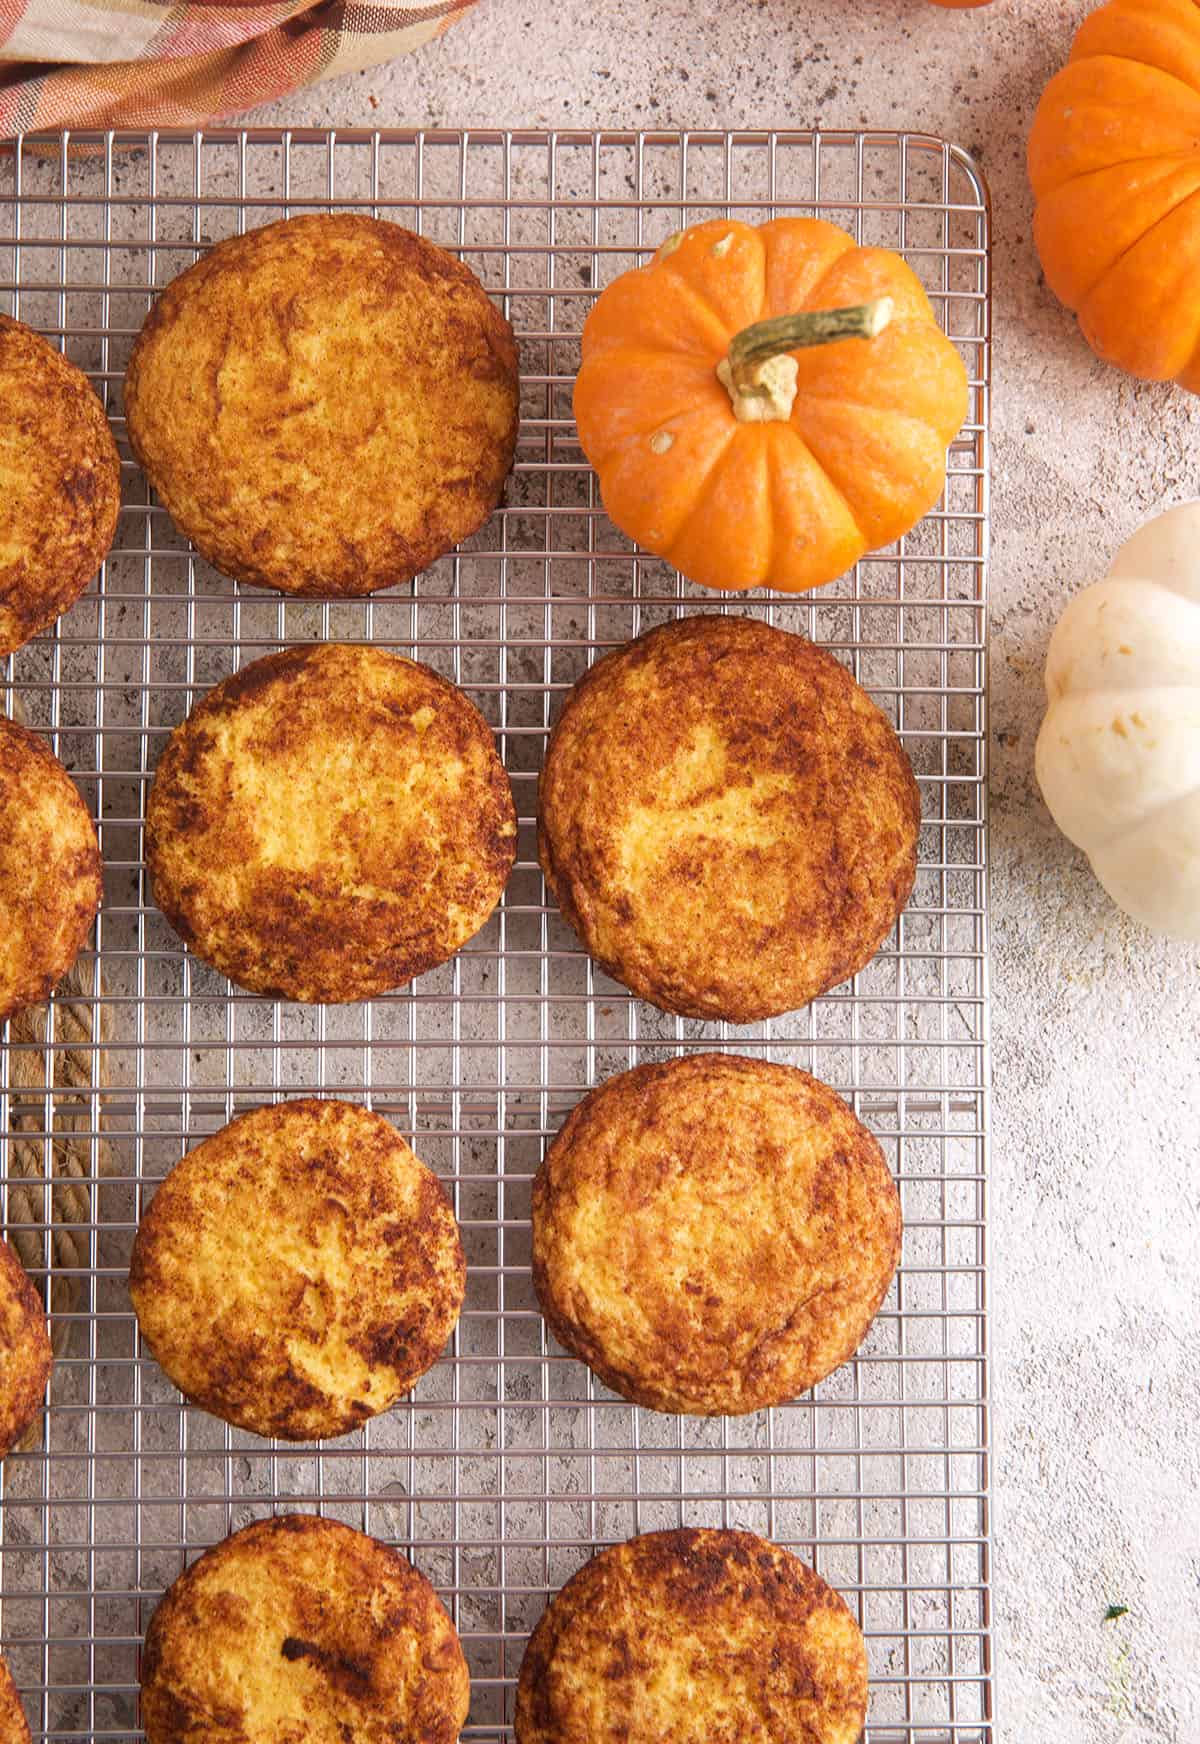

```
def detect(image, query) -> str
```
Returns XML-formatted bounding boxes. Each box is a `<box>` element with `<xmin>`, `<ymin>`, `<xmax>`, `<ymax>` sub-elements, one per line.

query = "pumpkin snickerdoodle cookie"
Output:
<box><xmin>532</xmin><ymin>1052</ymin><xmax>901</xmax><ymax>1416</ymax></box>
<box><xmin>539</xmin><ymin>613</ymin><xmax>920</xmax><ymax>1022</ymax></box>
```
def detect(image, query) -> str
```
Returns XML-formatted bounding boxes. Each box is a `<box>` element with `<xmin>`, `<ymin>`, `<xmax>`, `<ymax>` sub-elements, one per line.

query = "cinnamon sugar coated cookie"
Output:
<box><xmin>125</xmin><ymin>213</ymin><xmax>518</xmax><ymax>596</ymax></box>
<box><xmin>145</xmin><ymin>643</ymin><xmax>516</xmax><ymax>1002</ymax></box>
<box><xmin>0</xmin><ymin>314</ymin><xmax>120</xmax><ymax>658</ymax></box>
<box><xmin>532</xmin><ymin>1053</ymin><xmax>901</xmax><ymax>1415</ymax></box>
<box><xmin>0</xmin><ymin>715</ymin><xmax>102</xmax><ymax>1027</ymax></box>
<box><xmin>538</xmin><ymin>614</ymin><xmax>920</xmax><ymax>1022</ymax></box>
<box><xmin>516</xmin><ymin>1528</ymin><xmax>867</xmax><ymax>1744</ymax></box>
<box><xmin>141</xmin><ymin>1515</ymin><xmax>470</xmax><ymax>1744</ymax></box>
<box><xmin>130</xmin><ymin>1099</ymin><xmax>465</xmax><ymax>1441</ymax></box>
<box><xmin>0</xmin><ymin>1653</ymin><xmax>30</xmax><ymax>1743</ymax></box>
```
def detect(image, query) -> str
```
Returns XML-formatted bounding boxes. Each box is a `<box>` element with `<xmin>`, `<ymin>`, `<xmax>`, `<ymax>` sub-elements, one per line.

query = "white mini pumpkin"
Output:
<box><xmin>1035</xmin><ymin>500</ymin><xmax>1200</xmax><ymax>941</ymax></box>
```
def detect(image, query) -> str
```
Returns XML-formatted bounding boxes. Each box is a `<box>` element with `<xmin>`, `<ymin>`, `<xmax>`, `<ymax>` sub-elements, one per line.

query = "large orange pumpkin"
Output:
<box><xmin>573</xmin><ymin>218</ymin><xmax>969</xmax><ymax>594</ymax></box>
<box><xmin>1029</xmin><ymin>0</ymin><xmax>1200</xmax><ymax>389</ymax></box>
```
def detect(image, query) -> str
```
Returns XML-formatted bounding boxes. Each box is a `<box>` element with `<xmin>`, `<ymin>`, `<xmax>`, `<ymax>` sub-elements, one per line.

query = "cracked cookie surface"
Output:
<box><xmin>532</xmin><ymin>1052</ymin><xmax>901</xmax><ymax>1416</ymax></box>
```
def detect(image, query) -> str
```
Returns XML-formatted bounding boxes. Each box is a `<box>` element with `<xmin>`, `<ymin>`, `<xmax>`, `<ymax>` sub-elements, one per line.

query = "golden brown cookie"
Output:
<box><xmin>0</xmin><ymin>715</ymin><xmax>102</xmax><ymax>1026</ymax></box>
<box><xmin>0</xmin><ymin>1233</ymin><xmax>53</xmax><ymax>1460</ymax></box>
<box><xmin>532</xmin><ymin>1053</ymin><xmax>901</xmax><ymax>1415</ymax></box>
<box><xmin>516</xmin><ymin>1527</ymin><xmax>867</xmax><ymax>1744</ymax></box>
<box><xmin>130</xmin><ymin>1098</ymin><xmax>465</xmax><ymax>1441</ymax></box>
<box><xmin>141</xmin><ymin>1514</ymin><xmax>470</xmax><ymax>1744</ymax></box>
<box><xmin>125</xmin><ymin>213</ymin><xmax>519</xmax><ymax>596</ymax></box>
<box><xmin>538</xmin><ymin>613</ymin><xmax>920</xmax><ymax>1022</ymax></box>
<box><xmin>0</xmin><ymin>1653</ymin><xmax>31</xmax><ymax>1744</ymax></box>
<box><xmin>0</xmin><ymin>314</ymin><xmax>120</xmax><ymax>658</ymax></box>
<box><xmin>145</xmin><ymin>642</ymin><xmax>516</xmax><ymax>1002</ymax></box>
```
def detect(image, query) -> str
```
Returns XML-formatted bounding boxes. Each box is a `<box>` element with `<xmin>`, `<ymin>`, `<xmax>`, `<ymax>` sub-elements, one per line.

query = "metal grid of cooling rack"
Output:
<box><xmin>0</xmin><ymin>128</ymin><xmax>992</xmax><ymax>1742</ymax></box>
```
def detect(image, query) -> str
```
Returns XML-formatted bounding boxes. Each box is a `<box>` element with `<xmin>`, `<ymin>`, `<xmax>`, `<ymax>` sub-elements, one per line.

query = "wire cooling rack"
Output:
<box><xmin>0</xmin><ymin>129</ymin><xmax>991</xmax><ymax>1742</ymax></box>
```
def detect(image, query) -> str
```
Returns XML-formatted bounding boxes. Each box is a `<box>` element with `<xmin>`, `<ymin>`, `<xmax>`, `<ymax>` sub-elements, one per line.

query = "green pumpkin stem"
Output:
<box><xmin>717</xmin><ymin>296</ymin><xmax>895</xmax><ymax>423</ymax></box>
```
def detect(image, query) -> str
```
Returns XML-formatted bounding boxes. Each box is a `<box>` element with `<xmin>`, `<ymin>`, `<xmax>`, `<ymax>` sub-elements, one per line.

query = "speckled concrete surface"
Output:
<box><xmin>237</xmin><ymin>3</ymin><xmax>1200</xmax><ymax>1738</ymax></box>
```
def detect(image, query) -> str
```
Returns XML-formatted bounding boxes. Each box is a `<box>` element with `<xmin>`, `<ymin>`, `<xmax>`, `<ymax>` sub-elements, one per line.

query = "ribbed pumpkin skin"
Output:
<box><xmin>1029</xmin><ymin>0</ymin><xmax>1200</xmax><ymax>390</ymax></box>
<box><xmin>572</xmin><ymin>218</ymin><xmax>969</xmax><ymax>595</ymax></box>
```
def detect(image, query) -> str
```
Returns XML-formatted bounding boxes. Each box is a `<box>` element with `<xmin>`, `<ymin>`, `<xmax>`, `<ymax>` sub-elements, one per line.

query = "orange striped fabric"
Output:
<box><xmin>0</xmin><ymin>0</ymin><xmax>478</xmax><ymax>135</ymax></box>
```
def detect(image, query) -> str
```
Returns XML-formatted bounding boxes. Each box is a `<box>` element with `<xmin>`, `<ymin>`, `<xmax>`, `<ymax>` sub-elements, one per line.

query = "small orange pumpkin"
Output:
<box><xmin>573</xmin><ymin>218</ymin><xmax>969</xmax><ymax>594</ymax></box>
<box><xmin>1029</xmin><ymin>0</ymin><xmax>1200</xmax><ymax>389</ymax></box>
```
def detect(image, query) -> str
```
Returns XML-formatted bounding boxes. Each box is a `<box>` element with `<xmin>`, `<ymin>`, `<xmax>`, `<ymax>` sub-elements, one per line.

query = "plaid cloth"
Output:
<box><xmin>0</xmin><ymin>0</ymin><xmax>478</xmax><ymax>135</ymax></box>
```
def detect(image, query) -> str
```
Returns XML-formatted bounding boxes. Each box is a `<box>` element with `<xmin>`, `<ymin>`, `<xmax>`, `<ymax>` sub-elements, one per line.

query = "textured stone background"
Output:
<box><xmin>242</xmin><ymin>4</ymin><xmax>1200</xmax><ymax>1739</ymax></box>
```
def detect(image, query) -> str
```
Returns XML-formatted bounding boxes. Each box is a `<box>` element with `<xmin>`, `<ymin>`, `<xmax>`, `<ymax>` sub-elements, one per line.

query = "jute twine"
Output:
<box><xmin>5</xmin><ymin>959</ymin><xmax>111</xmax><ymax>1356</ymax></box>
<box><xmin>2</xmin><ymin>697</ymin><xmax>111</xmax><ymax>1447</ymax></box>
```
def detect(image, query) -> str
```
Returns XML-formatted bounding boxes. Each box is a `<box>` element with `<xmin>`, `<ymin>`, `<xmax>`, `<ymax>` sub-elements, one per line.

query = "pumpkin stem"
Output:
<box><xmin>717</xmin><ymin>296</ymin><xmax>895</xmax><ymax>423</ymax></box>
